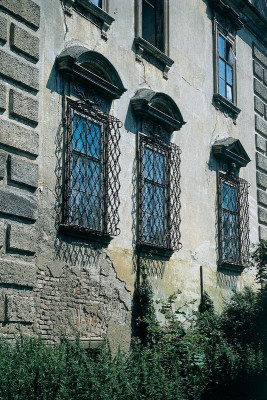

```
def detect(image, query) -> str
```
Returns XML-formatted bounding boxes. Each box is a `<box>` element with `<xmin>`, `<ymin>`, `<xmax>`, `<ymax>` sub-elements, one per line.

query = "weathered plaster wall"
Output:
<box><xmin>0</xmin><ymin>0</ymin><xmax>264</xmax><ymax>347</ymax></box>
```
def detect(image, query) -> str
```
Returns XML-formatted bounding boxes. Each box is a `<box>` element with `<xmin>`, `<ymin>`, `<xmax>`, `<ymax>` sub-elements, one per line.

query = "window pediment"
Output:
<box><xmin>212</xmin><ymin>137</ymin><xmax>251</xmax><ymax>168</ymax></box>
<box><xmin>56</xmin><ymin>46</ymin><xmax>127</xmax><ymax>99</ymax></box>
<box><xmin>131</xmin><ymin>89</ymin><xmax>185</xmax><ymax>132</ymax></box>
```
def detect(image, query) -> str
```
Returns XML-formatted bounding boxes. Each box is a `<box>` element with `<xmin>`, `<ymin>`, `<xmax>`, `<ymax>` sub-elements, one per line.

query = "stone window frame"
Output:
<box><xmin>213</xmin><ymin>19</ymin><xmax>241</xmax><ymax>119</ymax></box>
<box><xmin>64</xmin><ymin>0</ymin><xmax>114</xmax><ymax>40</ymax></box>
<box><xmin>134</xmin><ymin>0</ymin><xmax>173</xmax><ymax>79</ymax></box>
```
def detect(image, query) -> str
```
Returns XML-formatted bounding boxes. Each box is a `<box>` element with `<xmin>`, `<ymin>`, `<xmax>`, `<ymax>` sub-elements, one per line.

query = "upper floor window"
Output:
<box><xmin>218</xmin><ymin>33</ymin><xmax>235</xmax><ymax>103</ymax></box>
<box><xmin>134</xmin><ymin>0</ymin><xmax>173</xmax><ymax>79</ymax></box>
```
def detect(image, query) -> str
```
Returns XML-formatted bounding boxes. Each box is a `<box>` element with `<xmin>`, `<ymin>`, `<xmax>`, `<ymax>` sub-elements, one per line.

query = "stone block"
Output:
<box><xmin>266</xmin><ymin>105</ymin><xmax>267</xmax><ymax>120</ymax></box>
<box><xmin>0</xmin><ymin>259</ymin><xmax>36</xmax><ymax>286</ymax></box>
<box><xmin>256</xmin><ymin>135</ymin><xmax>266</xmax><ymax>152</ymax></box>
<box><xmin>10</xmin><ymin>155</ymin><xmax>38</xmax><ymax>188</ymax></box>
<box><xmin>0</xmin><ymin>50</ymin><xmax>39</xmax><ymax>91</ymax></box>
<box><xmin>258</xmin><ymin>189</ymin><xmax>267</xmax><ymax>207</ymax></box>
<box><xmin>0</xmin><ymin>151</ymin><xmax>7</xmax><ymax>178</ymax></box>
<box><xmin>0</xmin><ymin>187</ymin><xmax>37</xmax><ymax>220</ymax></box>
<box><xmin>256</xmin><ymin>152</ymin><xmax>267</xmax><ymax>172</ymax></box>
<box><xmin>0</xmin><ymin>294</ymin><xmax>5</xmax><ymax>321</ymax></box>
<box><xmin>253</xmin><ymin>61</ymin><xmax>263</xmax><ymax>80</ymax></box>
<box><xmin>10</xmin><ymin>23</ymin><xmax>39</xmax><ymax>61</ymax></box>
<box><xmin>0</xmin><ymin>83</ymin><xmax>7</xmax><ymax>110</ymax></box>
<box><xmin>10</xmin><ymin>90</ymin><xmax>38</xmax><ymax>124</ymax></box>
<box><xmin>258</xmin><ymin>207</ymin><xmax>267</xmax><ymax>224</ymax></box>
<box><xmin>5</xmin><ymin>294</ymin><xmax>35</xmax><ymax>322</ymax></box>
<box><xmin>8</xmin><ymin>223</ymin><xmax>36</xmax><ymax>253</ymax></box>
<box><xmin>253</xmin><ymin>45</ymin><xmax>267</xmax><ymax>67</ymax></box>
<box><xmin>264</xmin><ymin>69</ymin><xmax>267</xmax><ymax>86</ymax></box>
<box><xmin>0</xmin><ymin>14</ymin><xmax>7</xmax><ymax>43</ymax></box>
<box><xmin>257</xmin><ymin>171</ymin><xmax>267</xmax><ymax>189</ymax></box>
<box><xmin>0</xmin><ymin>0</ymin><xmax>40</xmax><ymax>29</ymax></box>
<box><xmin>259</xmin><ymin>225</ymin><xmax>267</xmax><ymax>241</ymax></box>
<box><xmin>254</xmin><ymin>96</ymin><xmax>264</xmax><ymax>116</ymax></box>
<box><xmin>0</xmin><ymin>119</ymin><xmax>39</xmax><ymax>156</ymax></box>
<box><xmin>254</xmin><ymin>79</ymin><xmax>267</xmax><ymax>102</ymax></box>
<box><xmin>255</xmin><ymin>115</ymin><xmax>267</xmax><ymax>137</ymax></box>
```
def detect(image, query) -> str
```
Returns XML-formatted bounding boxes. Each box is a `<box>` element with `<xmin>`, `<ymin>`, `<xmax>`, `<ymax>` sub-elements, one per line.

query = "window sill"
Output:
<box><xmin>137</xmin><ymin>242</ymin><xmax>174</xmax><ymax>259</ymax></box>
<box><xmin>218</xmin><ymin>260</ymin><xmax>245</xmax><ymax>274</ymax></box>
<box><xmin>213</xmin><ymin>93</ymin><xmax>241</xmax><ymax>119</ymax></box>
<box><xmin>134</xmin><ymin>37</ymin><xmax>174</xmax><ymax>79</ymax></box>
<box><xmin>59</xmin><ymin>224</ymin><xmax>113</xmax><ymax>246</ymax></box>
<box><xmin>66</xmin><ymin>0</ymin><xmax>114</xmax><ymax>40</ymax></box>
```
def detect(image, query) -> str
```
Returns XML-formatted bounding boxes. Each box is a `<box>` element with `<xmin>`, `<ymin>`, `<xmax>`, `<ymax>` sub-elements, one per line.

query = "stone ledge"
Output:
<box><xmin>10</xmin><ymin>23</ymin><xmax>39</xmax><ymax>61</ymax></box>
<box><xmin>0</xmin><ymin>0</ymin><xmax>40</xmax><ymax>29</ymax></box>
<box><xmin>0</xmin><ymin>49</ymin><xmax>39</xmax><ymax>91</ymax></box>
<box><xmin>0</xmin><ymin>187</ymin><xmax>37</xmax><ymax>220</ymax></box>
<box><xmin>0</xmin><ymin>119</ymin><xmax>39</xmax><ymax>156</ymax></box>
<box><xmin>10</xmin><ymin>89</ymin><xmax>39</xmax><ymax>124</ymax></box>
<box><xmin>0</xmin><ymin>259</ymin><xmax>36</xmax><ymax>287</ymax></box>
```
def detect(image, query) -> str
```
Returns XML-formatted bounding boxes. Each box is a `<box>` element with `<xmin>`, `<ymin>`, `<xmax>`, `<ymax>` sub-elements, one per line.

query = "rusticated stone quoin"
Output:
<box><xmin>0</xmin><ymin>187</ymin><xmax>37</xmax><ymax>220</ymax></box>
<box><xmin>253</xmin><ymin>61</ymin><xmax>264</xmax><ymax>81</ymax></box>
<box><xmin>0</xmin><ymin>151</ymin><xmax>7</xmax><ymax>178</ymax></box>
<box><xmin>0</xmin><ymin>14</ymin><xmax>7</xmax><ymax>43</ymax></box>
<box><xmin>0</xmin><ymin>0</ymin><xmax>40</xmax><ymax>29</ymax></box>
<box><xmin>259</xmin><ymin>225</ymin><xmax>267</xmax><ymax>241</ymax></box>
<box><xmin>10</xmin><ymin>89</ymin><xmax>39</xmax><ymax>124</ymax></box>
<box><xmin>258</xmin><ymin>207</ymin><xmax>267</xmax><ymax>224</ymax></box>
<box><xmin>255</xmin><ymin>115</ymin><xmax>267</xmax><ymax>137</ymax></box>
<box><xmin>10</xmin><ymin>23</ymin><xmax>39</xmax><ymax>61</ymax></box>
<box><xmin>256</xmin><ymin>152</ymin><xmax>267</xmax><ymax>173</ymax></box>
<box><xmin>0</xmin><ymin>259</ymin><xmax>36</xmax><ymax>287</ymax></box>
<box><xmin>8</xmin><ymin>223</ymin><xmax>36</xmax><ymax>253</ymax></box>
<box><xmin>254</xmin><ymin>96</ymin><xmax>264</xmax><ymax>116</ymax></box>
<box><xmin>258</xmin><ymin>189</ymin><xmax>267</xmax><ymax>207</ymax></box>
<box><xmin>0</xmin><ymin>83</ymin><xmax>7</xmax><ymax>110</ymax></box>
<box><xmin>0</xmin><ymin>119</ymin><xmax>39</xmax><ymax>156</ymax></box>
<box><xmin>256</xmin><ymin>135</ymin><xmax>266</xmax><ymax>152</ymax></box>
<box><xmin>253</xmin><ymin>45</ymin><xmax>267</xmax><ymax>67</ymax></box>
<box><xmin>254</xmin><ymin>79</ymin><xmax>267</xmax><ymax>103</ymax></box>
<box><xmin>0</xmin><ymin>220</ymin><xmax>5</xmax><ymax>250</ymax></box>
<box><xmin>0</xmin><ymin>50</ymin><xmax>39</xmax><ymax>91</ymax></box>
<box><xmin>257</xmin><ymin>171</ymin><xmax>267</xmax><ymax>189</ymax></box>
<box><xmin>5</xmin><ymin>294</ymin><xmax>35</xmax><ymax>323</ymax></box>
<box><xmin>10</xmin><ymin>155</ymin><xmax>38</xmax><ymax>188</ymax></box>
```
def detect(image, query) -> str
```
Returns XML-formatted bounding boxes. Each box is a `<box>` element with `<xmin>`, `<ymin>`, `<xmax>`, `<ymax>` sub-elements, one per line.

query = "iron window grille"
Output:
<box><xmin>62</xmin><ymin>98</ymin><xmax>121</xmax><ymax>238</ymax></box>
<box><xmin>218</xmin><ymin>171</ymin><xmax>250</xmax><ymax>268</ymax></box>
<box><xmin>138</xmin><ymin>132</ymin><xmax>181</xmax><ymax>252</ymax></box>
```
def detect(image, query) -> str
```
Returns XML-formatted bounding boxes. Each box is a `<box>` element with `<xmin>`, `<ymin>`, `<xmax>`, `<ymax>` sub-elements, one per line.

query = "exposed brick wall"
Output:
<box><xmin>253</xmin><ymin>44</ymin><xmax>267</xmax><ymax>240</ymax></box>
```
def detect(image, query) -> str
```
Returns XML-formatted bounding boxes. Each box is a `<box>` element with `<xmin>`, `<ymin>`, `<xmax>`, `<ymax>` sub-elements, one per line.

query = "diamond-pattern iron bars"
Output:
<box><xmin>218</xmin><ymin>172</ymin><xmax>250</xmax><ymax>267</ymax></box>
<box><xmin>138</xmin><ymin>132</ymin><xmax>182</xmax><ymax>252</ymax></box>
<box><xmin>63</xmin><ymin>99</ymin><xmax>121</xmax><ymax>237</ymax></box>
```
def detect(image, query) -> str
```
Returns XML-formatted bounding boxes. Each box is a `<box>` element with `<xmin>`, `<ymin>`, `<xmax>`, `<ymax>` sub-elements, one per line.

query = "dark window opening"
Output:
<box><xmin>142</xmin><ymin>0</ymin><xmax>164</xmax><ymax>51</ymax></box>
<box><xmin>138</xmin><ymin>132</ymin><xmax>181</xmax><ymax>252</ymax></box>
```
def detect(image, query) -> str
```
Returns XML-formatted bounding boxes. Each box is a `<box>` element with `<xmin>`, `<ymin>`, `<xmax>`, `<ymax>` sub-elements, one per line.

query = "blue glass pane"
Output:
<box><xmin>72</xmin><ymin>156</ymin><xmax>86</xmax><ymax>192</ymax></box>
<box><xmin>87</xmin><ymin>121</ymin><xmax>101</xmax><ymax>158</ymax></box>
<box><xmin>143</xmin><ymin>147</ymin><xmax>154</xmax><ymax>180</ymax></box>
<box><xmin>72</xmin><ymin>115</ymin><xmax>86</xmax><ymax>153</ymax></box>
<box><xmin>219</xmin><ymin>35</ymin><xmax>225</xmax><ymax>58</ymax></box>
<box><xmin>90</xmin><ymin>0</ymin><xmax>102</xmax><ymax>7</ymax></box>
<box><xmin>226</xmin><ymin>84</ymin><xmax>233</xmax><ymax>102</ymax></box>
<box><xmin>87</xmin><ymin>159</ymin><xmax>102</xmax><ymax>196</ymax></box>
<box><xmin>226</xmin><ymin>64</ymin><xmax>232</xmax><ymax>85</ymax></box>
<box><xmin>219</xmin><ymin>78</ymin><xmax>225</xmax><ymax>97</ymax></box>
<box><xmin>154</xmin><ymin>151</ymin><xmax>165</xmax><ymax>184</ymax></box>
<box><xmin>87</xmin><ymin>196</ymin><xmax>102</xmax><ymax>230</ymax></box>
<box><xmin>143</xmin><ymin>182</ymin><xmax>154</xmax><ymax>214</ymax></box>
<box><xmin>222</xmin><ymin>183</ymin><xmax>236</xmax><ymax>211</ymax></box>
<box><xmin>154</xmin><ymin>186</ymin><xmax>165</xmax><ymax>217</ymax></box>
<box><xmin>219</xmin><ymin>58</ymin><xmax>225</xmax><ymax>79</ymax></box>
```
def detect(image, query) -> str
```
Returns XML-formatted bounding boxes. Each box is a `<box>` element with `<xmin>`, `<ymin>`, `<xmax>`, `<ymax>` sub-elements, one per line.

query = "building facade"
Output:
<box><xmin>0</xmin><ymin>0</ymin><xmax>266</xmax><ymax>349</ymax></box>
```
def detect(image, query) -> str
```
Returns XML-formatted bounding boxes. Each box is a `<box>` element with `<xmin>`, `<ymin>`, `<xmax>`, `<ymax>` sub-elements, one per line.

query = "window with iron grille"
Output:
<box><xmin>218</xmin><ymin>172</ymin><xmax>250</xmax><ymax>267</ymax></box>
<box><xmin>138</xmin><ymin>132</ymin><xmax>181</xmax><ymax>252</ymax></box>
<box><xmin>62</xmin><ymin>99</ymin><xmax>121</xmax><ymax>238</ymax></box>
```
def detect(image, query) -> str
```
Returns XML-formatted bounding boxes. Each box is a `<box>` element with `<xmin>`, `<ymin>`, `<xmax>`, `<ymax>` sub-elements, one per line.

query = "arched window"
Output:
<box><xmin>57</xmin><ymin>46</ymin><xmax>126</xmax><ymax>239</ymax></box>
<box><xmin>131</xmin><ymin>89</ymin><xmax>185</xmax><ymax>253</ymax></box>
